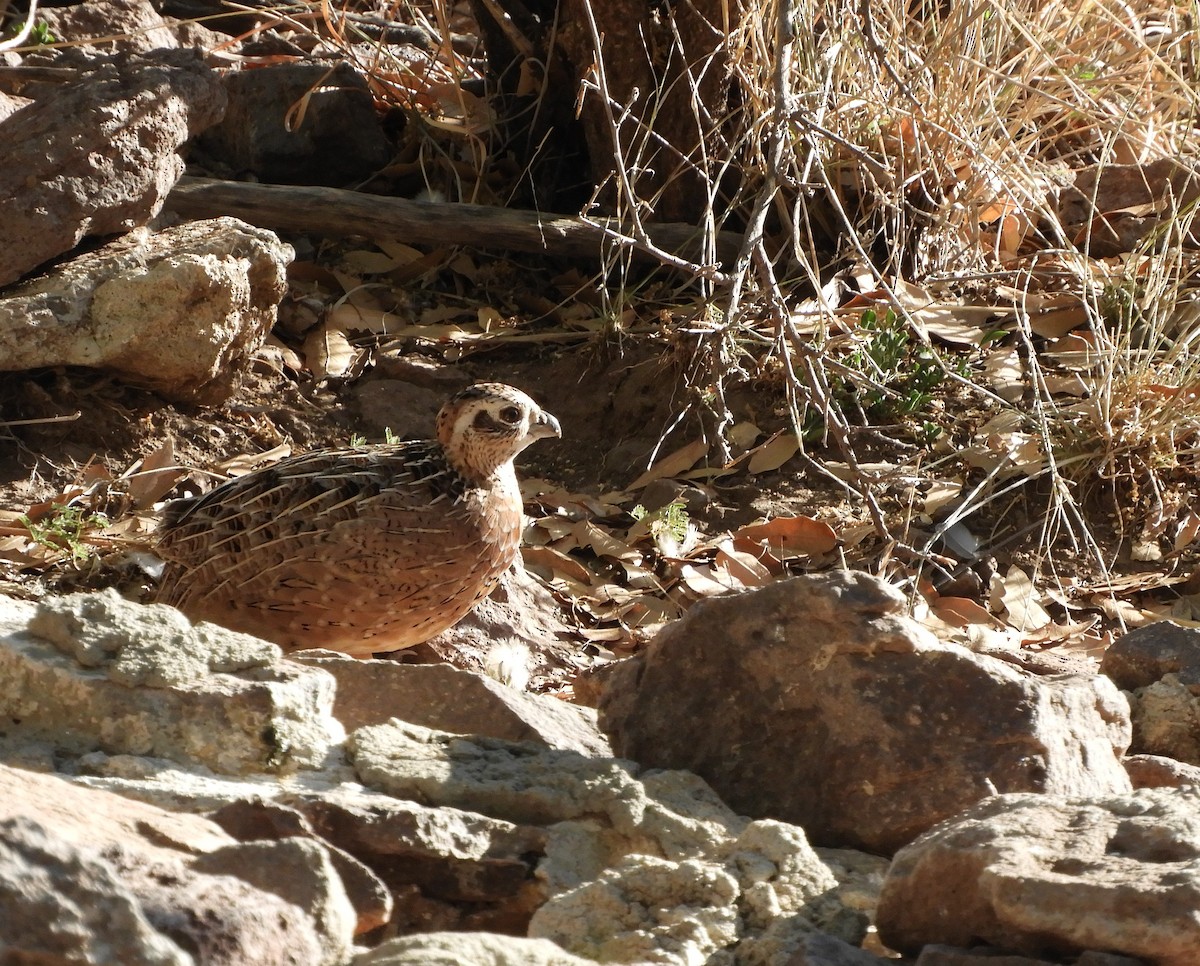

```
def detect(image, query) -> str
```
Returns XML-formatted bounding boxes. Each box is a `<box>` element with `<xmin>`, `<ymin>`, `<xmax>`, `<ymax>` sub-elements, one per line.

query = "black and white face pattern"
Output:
<box><xmin>437</xmin><ymin>383</ymin><xmax>561</xmax><ymax>480</ymax></box>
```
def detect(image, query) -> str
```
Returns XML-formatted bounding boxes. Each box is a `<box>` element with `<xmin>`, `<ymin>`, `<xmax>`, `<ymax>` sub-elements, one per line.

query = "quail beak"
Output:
<box><xmin>531</xmin><ymin>410</ymin><xmax>562</xmax><ymax>440</ymax></box>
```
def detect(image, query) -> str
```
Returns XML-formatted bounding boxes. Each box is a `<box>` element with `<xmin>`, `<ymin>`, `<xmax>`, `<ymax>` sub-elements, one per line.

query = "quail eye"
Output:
<box><xmin>499</xmin><ymin>406</ymin><xmax>522</xmax><ymax>424</ymax></box>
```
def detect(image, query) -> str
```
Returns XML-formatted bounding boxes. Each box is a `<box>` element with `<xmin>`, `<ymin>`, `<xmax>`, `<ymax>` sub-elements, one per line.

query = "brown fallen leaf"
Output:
<box><xmin>715</xmin><ymin>541</ymin><xmax>772</xmax><ymax>587</ymax></box>
<box><xmin>125</xmin><ymin>439</ymin><xmax>184</xmax><ymax>510</ymax></box>
<box><xmin>522</xmin><ymin>545</ymin><xmax>594</xmax><ymax>584</ymax></box>
<box><xmin>930</xmin><ymin>595</ymin><xmax>1005</xmax><ymax>629</ymax></box>
<box><xmin>628</xmin><ymin>439</ymin><xmax>709</xmax><ymax>490</ymax></box>
<box><xmin>216</xmin><ymin>444</ymin><xmax>293</xmax><ymax>478</ymax></box>
<box><xmin>1019</xmin><ymin>615</ymin><xmax>1101</xmax><ymax>648</ymax></box>
<box><xmin>733</xmin><ymin>515</ymin><xmax>838</xmax><ymax>557</ymax></box>
<box><xmin>304</xmin><ymin>322</ymin><xmax>356</xmax><ymax>380</ymax></box>
<box><xmin>747</xmin><ymin>432</ymin><xmax>801</xmax><ymax>474</ymax></box>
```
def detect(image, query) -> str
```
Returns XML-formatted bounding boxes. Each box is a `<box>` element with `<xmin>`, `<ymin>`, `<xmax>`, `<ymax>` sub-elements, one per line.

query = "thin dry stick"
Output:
<box><xmin>576</xmin><ymin>0</ymin><xmax>729</xmax><ymax>284</ymax></box>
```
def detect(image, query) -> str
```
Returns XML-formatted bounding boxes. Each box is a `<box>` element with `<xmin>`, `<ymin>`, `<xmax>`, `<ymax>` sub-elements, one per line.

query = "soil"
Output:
<box><xmin>3</xmin><ymin>247</ymin><xmax>1195</xmax><ymax>690</ymax></box>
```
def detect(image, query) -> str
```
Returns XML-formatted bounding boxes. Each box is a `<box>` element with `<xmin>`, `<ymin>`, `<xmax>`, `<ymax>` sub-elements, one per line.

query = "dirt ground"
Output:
<box><xmin>4</xmin><ymin>278</ymin><xmax>1196</xmax><ymax>690</ymax></box>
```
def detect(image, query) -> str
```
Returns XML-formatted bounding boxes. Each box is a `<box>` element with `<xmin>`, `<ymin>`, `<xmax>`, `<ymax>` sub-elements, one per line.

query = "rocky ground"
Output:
<box><xmin>3</xmin><ymin>0</ymin><xmax>1200</xmax><ymax>964</ymax></box>
<box><xmin>3</xmin><ymin>574</ymin><xmax>1200</xmax><ymax>965</ymax></box>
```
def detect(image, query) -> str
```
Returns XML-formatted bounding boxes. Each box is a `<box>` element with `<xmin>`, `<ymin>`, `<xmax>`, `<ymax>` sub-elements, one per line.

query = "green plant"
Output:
<box><xmin>21</xmin><ymin>505</ymin><xmax>108</xmax><ymax>563</ymax></box>
<box><xmin>845</xmin><ymin>309</ymin><xmax>954</xmax><ymax>421</ymax></box>
<box><xmin>631</xmin><ymin>499</ymin><xmax>692</xmax><ymax>553</ymax></box>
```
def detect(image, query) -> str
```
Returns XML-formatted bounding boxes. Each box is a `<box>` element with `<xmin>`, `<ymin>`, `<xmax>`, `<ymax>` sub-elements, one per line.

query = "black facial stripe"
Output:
<box><xmin>472</xmin><ymin>409</ymin><xmax>511</xmax><ymax>432</ymax></box>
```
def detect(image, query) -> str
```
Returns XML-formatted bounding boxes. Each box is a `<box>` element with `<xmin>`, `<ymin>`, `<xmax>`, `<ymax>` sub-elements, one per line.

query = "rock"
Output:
<box><xmin>209</xmin><ymin>798</ymin><xmax>393</xmax><ymax>935</ymax></box>
<box><xmin>0</xmin><ymin>217</ymin><xmax>293</xmax><ymax>402</ymax></box>
<box><xmin>599</xmin><ymin>571</ymin><xmax>1132</xmax><ymax>853</ymax></box>
<box><xmin>192</xmin><ymin>837</ymin><xmax>356</xmax><ymax>964</ymax></box>
<box><xmin>913</xmin><ymin>948</ymin><xmax>1145</xmax><ymax>966</ymax></box>
<box><xmin>292</xmin><ymin>651</ymin><xmax>610</xmax><ymax>755</ymax></box>
<box><xmin>0</xmin><ymin>90</ymin><xmax>31</xmax><ymax>121</ymax></box>
<box><xmin>1101</xmin><ymin>621</ymin><xmax>1200</xmax><ymax>764</ymax></box>
<box><xmin>0</xmin><ymin>814</ymin><xmax>191</xmax><ymax>966</ymax></box>
<box><xmin>351</xmin><ymin>931</ymin><xmax>594</xmax><ymax>966</ymax></box>
<box><xmin>348</xmin><ymin>719</ymin><xmax>865</xmax><ymax>964</ymax></box>
<box><xmin>421</xmin><ymin>564</ymin><xmax>587</xmax><ymax>691</ymax></box>
<box><xmin>1123</xmin><ymin>753</ymin><xmax>1200</xmax><ymax>788</ymax></box>
<box><xmin>286</xmin><ymin>784</ymin><xmax>548</xmax><ymax>933</ymax></box>
<box><xmin>196</xmin><ymin>61</ymin><xmax>391</xmax><ymax>185</ymax></box>
<box><xmin>1101</xmin><ymin>620</ymin><xmax>1200</xmax><ymax>690</ymax></box>
<box><xmin>0</xmin><ymin>763</ymin><xmax>341</xmax><ymax>965</ymax></box>
<box><xmin>0</xmin><ymin>48</ymin><xmax>226</xmax><ymax>286</ymax></box>
<box><xmin>0</xmin><ymin>590</ymin><xmax>339</xmax><ymax>773</ymax></box>
<box><xmin>876</xmin><ymin>787</ymin><xmax>1200</xmax><ymax>966</ymax></box>
<box><xmin>777</xmin><ymin>932</ymin><xmax>893</xmax><ymax>965</ymax></box>
<box><xmin>39</xmin><ymin>0</ymin><xmax>220</xmax><ymax>52</ymax></box>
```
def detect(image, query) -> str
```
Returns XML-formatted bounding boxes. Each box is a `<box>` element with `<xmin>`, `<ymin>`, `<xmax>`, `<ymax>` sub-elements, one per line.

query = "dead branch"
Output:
<box><xmin>165</xmin><ymin>177</ymin><xmax>742</xmax><ymax>269</ymax></box>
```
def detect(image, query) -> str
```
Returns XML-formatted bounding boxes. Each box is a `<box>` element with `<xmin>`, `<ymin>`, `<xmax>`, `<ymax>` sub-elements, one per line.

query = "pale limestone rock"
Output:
<box><xmin>0</xmin><ymin>218</ymin><xmax>291</xmax><ymax>401</ymax></box>
<box><xmin>0</xmin><ymin>591</ymin><xmax>339</xmax><ymax>774</ymax></box>
<box><xmin>877</xmin><ymin>787</ymin><xmax>1200</xmax><ymax>965</ymax></box>
<box><xmin>352</xmin><ymin>931</ymin><xmax>594</xmax><ymax>966</ymax></box>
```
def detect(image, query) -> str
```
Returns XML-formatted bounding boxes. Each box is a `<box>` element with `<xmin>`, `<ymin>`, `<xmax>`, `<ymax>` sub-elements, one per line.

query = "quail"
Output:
<box><xmin>155</xmin><ymin>383</ymin><xmax>561</xmax><ymax>656</ymax></box>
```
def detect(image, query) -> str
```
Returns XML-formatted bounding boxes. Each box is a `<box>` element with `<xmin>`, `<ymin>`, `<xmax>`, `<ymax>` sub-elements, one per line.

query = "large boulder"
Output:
<box><xmin>1101</xmin><ymin>620</ymin><xmax>1200</xmax><ymax>765</ymax></box>
<box><xmin>599</xmin><ymin>571</ymin><xmax>1132</xmax><ymax>853</ymax></box>
<box><xmin>0</xmin><ymin>218</ymin><xmax>292</xmax><ymax>402</ymax></box>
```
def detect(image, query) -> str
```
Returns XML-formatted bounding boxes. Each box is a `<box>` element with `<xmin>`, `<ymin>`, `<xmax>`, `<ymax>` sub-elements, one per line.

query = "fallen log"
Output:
<box><xmin>165</xmin><ymin>176</ymin><xmax>742</xmax><ymax>270</ymax></box>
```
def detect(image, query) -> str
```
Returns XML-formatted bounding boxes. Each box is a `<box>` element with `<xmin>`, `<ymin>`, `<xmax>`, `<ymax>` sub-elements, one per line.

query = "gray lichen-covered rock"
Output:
<box><xmin>600</xmin><ymin>571</ymin><xmax>1132</xmax><ymax>853</ymax></box>
<box><xmin>0</xmin><ymin>591</ymin><xmax>339</xmax><ymax>773</ymax></box>
<box><xmin>293</xmin><ymin>652</ymin><xmax>610</xmax><ymax>756</ymax></box>
<box><xmin>877</xmin><ymin>787</ymin><xmax>1200</xmax><ymax>966</ymax></box>
<box><xmin>349</xmin><ymin>719</ymin><xmax>862</xmax><ymax>965</ymax></box>
<box><xmin>0</xmin><ymin>218</ymin><xmax>292</xmax><ymax>402</ymax></box>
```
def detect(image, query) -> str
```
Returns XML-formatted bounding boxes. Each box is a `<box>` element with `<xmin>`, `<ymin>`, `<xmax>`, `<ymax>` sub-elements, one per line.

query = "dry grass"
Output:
<box><xmin>579</xmin><ymin>0</ymin><xmax>1200</xmax><ymax>586</ymax></box>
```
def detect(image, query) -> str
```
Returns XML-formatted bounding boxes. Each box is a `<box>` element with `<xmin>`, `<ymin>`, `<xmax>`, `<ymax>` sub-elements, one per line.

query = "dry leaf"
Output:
<box><xmin>574</xmin><ymin>521</ymin><xmax>640</xmax><ymax>561</ymax></box>
<box><xmin>923</xmin><ymin>480</ymin><xmax>962</xmax><ymax>514</ymax></box>
<box><xmin>715</xmin><ymin>541</ymin><xmax>772</xmax><ymax>587</ymax></box>
<box><xmin>328</xmin><ymin>303</ymin><xmax>406</xmax><ymax>333</ymax></box>
<box><xmin>983</xmin><ymin>345</ymin><xmax>1024</xmax><ymax>401</ymax></box>
<box><xmin>628</xmin><ymin>439</ymin><xmax>709</xmax><ymax>490</ymax></box>
<box><xmin>679</xmin><ymin>563</ymin><xmax>741</xmax><ymax>596</ymax></box>
<box><xmin>748</xmin><ymin>433</ymin><xmax>800</xmax><ymax>474</ymax></box>
<box><xmin>217</xmin><ymin>444</ymin><xmax>292</xmax><ymax>477</ymax></box>
<box><xmin>478</xmin><ymin>307</ymin><xmax>503</xmax><ymax>331</ymax></box>
<box><xmin>1028</xmin><ymin>303</ymin><xmax>1088</xmax><ymax>339</ymax></box>
<box><xmin>734</xmin><ymin>515</ymin><xmax>838</xmax><ymax>557</ymax></box>
<box><xmin>522</xmin><ymin>545</ymin><xmax>593</xmax><ymax>584</ymax></box>
<box><xmin>728</xmin><ymin>421</ymin><xmax>762</xmax><ymax>450</ymax></box>
<box><xmin>126</xmin><ymin>439</ymin><xmax>183</xmax><ymax>510</ymax></box>
<box><xmin>341</xmin><ymin>250</ymin><xmax>401</xmax><ymax>275</ymax></box>
<box><xmin>374</xmin><ymin>239</ymin><xmax>425</xmax><ymax>265</ymax></box>
<box><xmin>996</xmin><ymin>566</ymin><xmax>1052</xmax><ymax>632</ymax></box>
<box><xmin>1176</xmin><ymin>512</ymin><xmax>1200</xmax><ymax>551</ymax></box>
<box><xmin>304</xmin><ymin>323</ymin><xmax>356</xmax><ymax>380</ymax></box>
<box><xmin>1020</xmin><ymin>616</ymin><xmax>1100</xmax><ymax>648</ymax></box>
<box><xmin>930</xmin><ymin>595</ymin><xmax>1004</xmax><ymax>629</ymax></box>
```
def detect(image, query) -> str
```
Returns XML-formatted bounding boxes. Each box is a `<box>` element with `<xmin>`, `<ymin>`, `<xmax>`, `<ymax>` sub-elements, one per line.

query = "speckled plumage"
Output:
<box><xmin>155</xmin><ymin>383</ymin><xmax>560</xmax><ymax>656</ymax></box>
